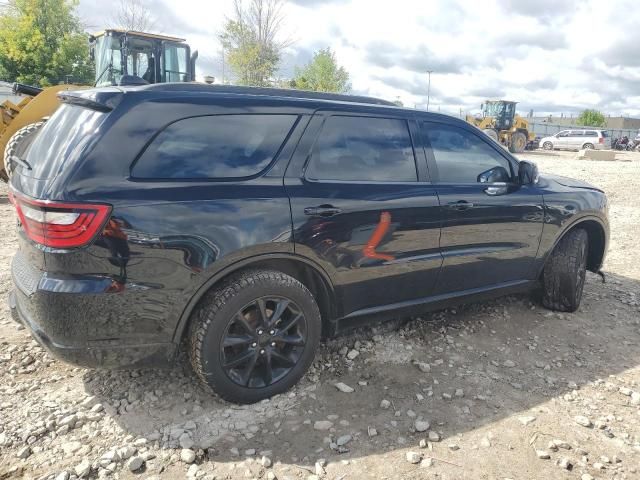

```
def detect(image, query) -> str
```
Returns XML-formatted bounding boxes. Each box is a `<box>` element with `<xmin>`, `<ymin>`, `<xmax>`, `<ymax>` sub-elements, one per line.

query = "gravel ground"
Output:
<box><xmin>1</xmin><ymin>150</ymin><xmax>640</xmax><ymax>480</ymax></box>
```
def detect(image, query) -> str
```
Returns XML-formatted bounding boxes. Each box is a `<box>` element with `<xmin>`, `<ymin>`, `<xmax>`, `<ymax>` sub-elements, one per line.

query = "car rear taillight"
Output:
<box><xmin>9</xmin><ymin>190</ymin><xmax>111</xmax><ymax>248</ymax></box>
<box><xmin>599</xmin><ymin>137</ymin><xmax>605</xmax><ymax>144</ymax></box>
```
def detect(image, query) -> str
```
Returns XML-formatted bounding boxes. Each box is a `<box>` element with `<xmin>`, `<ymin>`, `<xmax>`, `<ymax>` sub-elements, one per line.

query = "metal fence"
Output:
<box><xmin>528</xmin><ymin>121</ymin><xmax>639</xmax><ymax>140</ymax></box>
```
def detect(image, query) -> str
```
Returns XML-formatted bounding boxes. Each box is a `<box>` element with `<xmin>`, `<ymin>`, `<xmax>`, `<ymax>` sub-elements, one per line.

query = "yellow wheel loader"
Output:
<box><xmin>1</xmin><ymin>29</ymin><xmax>198</xmax><ymax>181</ymax></box>
<box><xmin>465</xmin><ymin>100</ymin><xmax>534</xmax><ymax>154</ymax></box>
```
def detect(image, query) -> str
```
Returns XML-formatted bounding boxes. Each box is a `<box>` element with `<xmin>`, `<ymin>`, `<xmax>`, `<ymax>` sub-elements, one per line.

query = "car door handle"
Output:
<box><xmin>447</xmin><ymin>200</ymin><xmax>474</xmax><ymax>210</ymax></box>
<box><xmin>304</xmin><ymin>205</ymin><xmax>342</xmax><ymax>217</ymax></box>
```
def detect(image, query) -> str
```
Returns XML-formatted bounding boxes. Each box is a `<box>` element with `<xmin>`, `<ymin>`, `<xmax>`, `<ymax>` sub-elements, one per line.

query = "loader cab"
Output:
<box><xmin>482</xmin><ymin>100</ymin><xmax>517</xmax><ymax>131</ymax></box>
<box><xmin>90</xmin><ymin>29</ymin><xmax>198</xmax><ymax>87</ymax></box>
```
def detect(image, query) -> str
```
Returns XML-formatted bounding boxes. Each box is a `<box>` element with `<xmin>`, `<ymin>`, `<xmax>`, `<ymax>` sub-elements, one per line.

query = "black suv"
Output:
<box><xmin>8</xmin><ymin>85</ymin><xmax>608</xmax><ymax>403</ymax></box>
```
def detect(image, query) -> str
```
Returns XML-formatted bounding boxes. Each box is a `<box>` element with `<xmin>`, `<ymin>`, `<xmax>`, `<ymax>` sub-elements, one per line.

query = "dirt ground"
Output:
<box><xmin>1</xmin><ymin>150</ymin><xmax>640</xmax><ymax>480</ymax></box>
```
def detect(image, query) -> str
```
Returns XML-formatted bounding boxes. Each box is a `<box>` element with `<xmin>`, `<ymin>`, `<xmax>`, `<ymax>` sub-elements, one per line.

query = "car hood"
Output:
<box><xmin>540</xmin><ymin>173</ymin><xmax>604</xmax><ymax>193</ymax></box>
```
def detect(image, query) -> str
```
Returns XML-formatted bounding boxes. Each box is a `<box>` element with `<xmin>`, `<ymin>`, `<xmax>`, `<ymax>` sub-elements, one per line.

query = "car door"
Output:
<box><xmin>420</xmin><ymin>120</ymin><xmax>544</xmax><ymax>295</ymax></box>
<box><xmin>567</xmin><ymin>130</ymin><xmax>584</xmax><ymax>150</ymax></box>
<box><xmin>555</xmin><ymin>130</ymin><xmax>570</xmax><ymax>150</ymax></box>
<box><xmin>285</xmin><ymin>112</ymin><xmax>442</xmax><ymax>317</ymax></box>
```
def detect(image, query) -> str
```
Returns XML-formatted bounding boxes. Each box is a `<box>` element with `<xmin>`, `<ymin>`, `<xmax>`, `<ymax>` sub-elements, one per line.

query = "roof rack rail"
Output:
<box><xmin>140</xmin><ymin>83</ymin><xmax>397</xmax><ymax>107</ymax></box>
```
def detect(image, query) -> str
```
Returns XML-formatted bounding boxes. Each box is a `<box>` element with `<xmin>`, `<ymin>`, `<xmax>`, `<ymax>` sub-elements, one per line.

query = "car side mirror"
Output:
<box><xmin>477</xmin><ymin>166</ymin><xmax>510</xmax><ymax>184</ymax></box>
<box><xmin>518</xmin><ymin>160</ymin><xmax>539</xmax><ymax>185</ymax></box>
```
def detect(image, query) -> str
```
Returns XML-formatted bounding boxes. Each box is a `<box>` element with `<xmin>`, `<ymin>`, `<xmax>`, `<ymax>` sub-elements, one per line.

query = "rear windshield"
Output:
<box><xmin>24</xmin><ymin>105</ymin><xmax>106</xmax><ymax>179</ymax></box>
<box><xmin>602</xmin><ymin>131</ymin><xmax>610</xmax><ymax>137</ymax></box>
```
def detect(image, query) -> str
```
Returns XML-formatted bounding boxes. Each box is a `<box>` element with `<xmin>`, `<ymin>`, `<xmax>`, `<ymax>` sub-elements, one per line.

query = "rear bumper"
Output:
<box><xmin>9</xmin><ymin>252</ymin><xmax>177</xmax><ymax>369</ymax></box>
<box><xmin>9</xmin><ymin>290</ymin><xmax>175</xmax><ymax>368</ymax></box>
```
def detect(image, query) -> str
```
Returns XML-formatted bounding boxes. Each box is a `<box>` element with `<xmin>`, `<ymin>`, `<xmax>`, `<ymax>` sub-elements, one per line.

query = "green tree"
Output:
<box><xmin>576</xmin><ymin>109</ymin><xmax>606</xmax><ymax>127</ymax></box>
<box><xmin>0</xmin><ymin>0</ymin><xmax>93</xmax><ymax>86</ymax></box>
<box><xmin>220</xmin><ymin>0</ymin><xmax>288</xmax><ymax>87</ymax></box>
<box><xmin>291</xmin><ymin>48</ymin><xmax>350</xmax><ymax>93</ymax></box>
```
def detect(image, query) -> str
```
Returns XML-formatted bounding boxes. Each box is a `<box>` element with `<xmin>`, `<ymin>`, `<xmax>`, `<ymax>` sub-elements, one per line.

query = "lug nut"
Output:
<box><xmin>269</xmin><ymin>329</ymin><xmax>275</xmax><ymax>335</ymax></box>
<box><xmin>251</xmin><ymin>342</ymin><xmax>257</xmax><ymax>348</ymax></box>
<box><xmin>260</xmin><ymin>349</ymin><xmax>265</xmax><ymax>355</ymax></box>
<box><xmin>271</xmin><ymin>342</ymin><xmax>276</xmax><ymax>347</ymax></box>
<box><xmin>257</xmin><ymin>329</ymin><xmax>264</xmax><ymax>335</ymax></box>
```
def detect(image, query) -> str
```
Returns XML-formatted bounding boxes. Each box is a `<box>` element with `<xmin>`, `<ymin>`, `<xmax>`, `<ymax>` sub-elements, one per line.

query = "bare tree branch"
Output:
<box><xmin>110</xmin><ymin>0</ymin><xmax>156</xmax><ymax>32</ymax></box>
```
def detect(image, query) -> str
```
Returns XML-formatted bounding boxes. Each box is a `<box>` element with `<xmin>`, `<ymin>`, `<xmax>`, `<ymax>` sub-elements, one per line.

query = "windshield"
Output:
<box><xmin>94</xmin><ymin>35</ymin><xmax>123</xmax><ymax>86</ymax></box>
<box><xmin>24</xmin><ymin>105</ymin><xmax>107</xmax><ymax>179</ymax></box>
<box><xmin>94</xmin><ymin>34</ymin><xmax>160</xmax><ymax>86</ymax></box>
<box><xmin>484</xmin><ymin>102</ymin><xmax>504</xmax><ymax>117</ymax></box>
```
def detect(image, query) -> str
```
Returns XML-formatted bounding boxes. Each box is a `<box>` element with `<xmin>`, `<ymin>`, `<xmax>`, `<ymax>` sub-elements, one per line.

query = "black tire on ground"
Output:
<box><xmin>582</xmin><ymin>143</ymin><xmax>594</xmax><ymax>150</ymax></box>
<box><xmin>509</xmin><ymin>131</ymin><xmax>527</xmax><ymax>153</ymax></box>
<box><xmin>189</xmin><ymin>269</ymin><xmax>321</xmax><ymax>404</ymax></box>
<box><xmin>2</xmin><ymin>120</ymin><xmax>46</xmax><ymax>181</ymax></box>
<box><xmin>543</xmin><ymin>141</ymin><xmax>554</xmax><ymax>150</ymax></box>
<box><xmin>541</xmin><ymin>228</ymin><xmax>589</xmax><ymax>312</ymax></box>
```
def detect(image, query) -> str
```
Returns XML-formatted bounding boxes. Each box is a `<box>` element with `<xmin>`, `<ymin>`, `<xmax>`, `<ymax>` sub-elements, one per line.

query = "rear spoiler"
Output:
<box><xmin>57</xmin><ymin>88</ymin><xmax>122</xmax><ymax>113</ymax></box>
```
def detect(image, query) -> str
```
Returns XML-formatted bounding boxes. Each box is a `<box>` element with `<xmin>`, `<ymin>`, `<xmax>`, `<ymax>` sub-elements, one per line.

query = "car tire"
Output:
<box><xmin>542</xmin><ymin>141</ymin><xmax>553</xmax><ymax>151</ymax></box>
<box><xmin>189</xmin><ymin>269</ymin><xmax>321</xmax><ymax>404</ymax></box>
<box><xmin>582</xmin><ymin>143</ymin><xmax>594</xmax><ymax>150</ymax></box>
<box><xmin>541</xmin><ymin>228</ymin><xmax>588</xmax><ymax>313</ymax></box>
<box><xmin>509</xmin><ymin>132</ymin><xmax>527</xmax><ymax>153</ymax></box>
<box><xmin>2</xmin><ymin>120</ymin><xmax>46</xmax><ymax>181</ymax></box>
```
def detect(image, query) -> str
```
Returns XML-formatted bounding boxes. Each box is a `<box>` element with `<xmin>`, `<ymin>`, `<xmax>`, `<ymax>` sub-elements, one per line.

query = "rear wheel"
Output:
<box><xmin>541</xmin><ymin>228</ymin><xmax>588</xmax><ymax>312</ymax></box>
<box><xmin>189</xmin><ymin>270</ymin><xmax>321</xmax><ymax>404</ymax></box>
<box><xmin>582</xmin><ymin>143</ymin><xmax>594</xmax><ymax>150</ymax></box>
<box><xmin>509</xmin><ymin>132</ymin><xmax>527</xmax><ymax>153</ymax></box>
<box><xmin>2</xmin><ymin>121</ymin><xmax>46</xmax><ymax>181</ymax></box>
<box><xmin>543</xmin><ymin>141</ymin><xmax>554</xmax><ymax>150</ymax></box>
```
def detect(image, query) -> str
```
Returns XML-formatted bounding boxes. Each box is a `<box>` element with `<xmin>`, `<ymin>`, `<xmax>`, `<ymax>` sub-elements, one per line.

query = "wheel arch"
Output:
<box><xmin>173</xmin><ymin>254</ymin><xmax>338</xmax><ymax>343</ymax></box>
<box><xmin>540</xmin><ymin>216</ymin><xmax>607</xmax><ymax>277</ymax></box>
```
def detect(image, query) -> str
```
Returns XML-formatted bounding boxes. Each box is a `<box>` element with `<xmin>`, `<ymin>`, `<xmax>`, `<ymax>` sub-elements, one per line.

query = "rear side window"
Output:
<box><xmin>585</xmin><ymin>131</ymin><xmax>598</xmax><ymax>137</ymax></box>
<box><xmin>305</xmin><ymin>116</ymin><xmax>417</xmax><ymax>182</ymax></box>
<box><xmin>569</xmin><ymin>130</ymin><xmax>584</xmax><ymax>137</ymax></box>
<box><xmin>132</xmin><ymin>114</ymin><xmax>298</xmax><ymax>179</ymax></box>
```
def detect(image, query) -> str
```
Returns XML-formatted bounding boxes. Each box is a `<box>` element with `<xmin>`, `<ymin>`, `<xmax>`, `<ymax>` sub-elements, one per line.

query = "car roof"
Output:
<box><xmin>118</xmin><ymin>83</ymin><xmax>398</xmax><ymax>107</ymax></box>
<box><xmin>63</xmin><ymin>83</ymin><xmax>466</xmax><ymax>127</ymax></box>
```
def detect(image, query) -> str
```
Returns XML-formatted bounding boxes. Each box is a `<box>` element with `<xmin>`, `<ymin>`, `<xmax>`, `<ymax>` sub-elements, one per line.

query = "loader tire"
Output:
<box><xmin>483</xmin><ymin>128</ymin><xmax>499</xmax><ymax>143</ymax></box>
<box><xmin>509</xmin><ymin>132</ymin><xmax>527</xmax><ymax>153</ymax></box>
<box><xmin>541</xmin><ymin>228</ymin><xmax>588</xmax><ymax>313</ymax></box>
<box><xmin>2</xmin><ymin>120</ymin><xmax>46</xmax><ymax>181</ymax></box>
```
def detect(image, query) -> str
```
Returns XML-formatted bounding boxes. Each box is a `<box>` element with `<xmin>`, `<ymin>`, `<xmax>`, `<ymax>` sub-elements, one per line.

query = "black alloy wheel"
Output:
<box><xmin>221</xmin><ymin>296</ymin><xmax>307</xmax><ymax>388</ymax></box>
<box><xmin>189</xmin><ymin>270</ymin><xmax>321</xmax><ymax>404</ymax></box>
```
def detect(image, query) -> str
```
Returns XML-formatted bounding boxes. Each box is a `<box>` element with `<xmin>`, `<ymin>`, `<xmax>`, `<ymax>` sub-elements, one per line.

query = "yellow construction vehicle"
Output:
<box><xmin>1</xmin><ymin>29</ymin><xmax>198</xmax><ymax>181</ymax></box>
<box><xmin>465</xmin><ymin>100</ymin><xmax>534</xmax><ymax>153</ymax></box>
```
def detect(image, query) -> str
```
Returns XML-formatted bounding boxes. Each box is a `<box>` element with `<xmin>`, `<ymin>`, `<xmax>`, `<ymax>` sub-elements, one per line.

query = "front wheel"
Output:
<box><xmin>542</xmin><ymin>141</ymin><xmax>554</xmax><ymax>150</ymax></box>
<box><xmin>541</xmin><ymin>229</ymin><xmax>588</xmax><ymax>312</ymax></box>
<box><xmin>509</xmin><ymin>132</ymin><xmax>527</xmax><ymax>153</ymax></box>
<box><xmin>189</xmin><ymin>270</ymin><xmax>321</xmax><ymax>404</ymax></box>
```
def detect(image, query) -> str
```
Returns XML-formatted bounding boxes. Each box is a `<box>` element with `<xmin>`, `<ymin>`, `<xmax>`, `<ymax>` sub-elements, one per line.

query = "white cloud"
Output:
<box><xmin>77</xmin><ymin>0</ymin><xmax>640</xmax><ymax>116</ymax></box>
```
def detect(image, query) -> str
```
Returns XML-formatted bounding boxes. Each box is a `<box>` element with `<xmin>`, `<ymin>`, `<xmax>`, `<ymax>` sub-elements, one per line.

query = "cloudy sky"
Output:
<box><xmin>77</xmin><ymin>0</ymin><xmax>640</xmax><ymax>117</ymax></box>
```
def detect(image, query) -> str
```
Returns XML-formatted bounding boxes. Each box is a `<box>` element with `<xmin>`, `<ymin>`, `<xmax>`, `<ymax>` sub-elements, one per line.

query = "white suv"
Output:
<box><xmin>540</xmin><ymin>129</ymin><xmax>611</xmax><ymax>151</ymax></box>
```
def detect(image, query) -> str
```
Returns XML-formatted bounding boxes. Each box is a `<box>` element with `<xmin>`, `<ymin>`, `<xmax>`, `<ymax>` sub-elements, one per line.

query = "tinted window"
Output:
<box><xmin>602</xmin><ymin>131</ymin><xmax>610</xmax><ymax>137</ymax></box>
<box><xmin>584</xmin><ymin>131</ymin><xmax>598</xmax><ymax>137</ymax></box>
<box><xmin>305</xmin><ymin>116</ymin><xmax>417</xmax><ymax>182</ymax></box>
<box><xmin>132</xmin><ymin>114</ymin><xmax>297</xmax><ymax>179</ymax></box>
<box><xmin>569</xmin><ymin>130</ymin><xmax>584</xmax><ymax>137</ymax></box>
<box><xmin>422</xmin><ymin>123</ymin><xmax>512</xmax><ymax>183</ymax></box>
<box><xmin>25</xmin><ymin>105</ymin><xmax>106</xmax><ymax>180</ymax></box>
<box><xmin>557</xmin><ymin>131</ymin><xmax>569</xmax><ymax>137</ymax></box>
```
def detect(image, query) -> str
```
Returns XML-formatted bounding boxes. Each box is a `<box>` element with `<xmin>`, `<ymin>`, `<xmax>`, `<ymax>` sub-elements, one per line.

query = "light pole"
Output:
<box><xmin>426</xmin><ymin>70</ymin><xmax>433</xmax><ymax>111</ymax></box>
